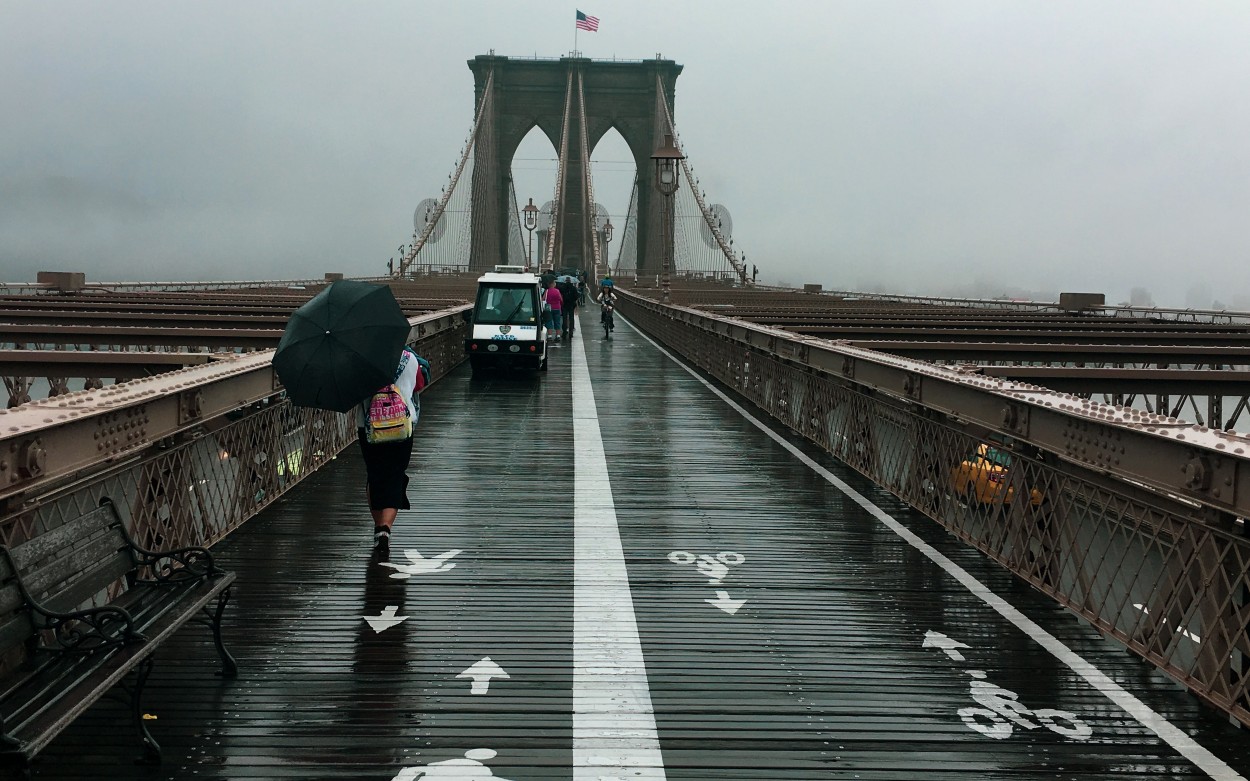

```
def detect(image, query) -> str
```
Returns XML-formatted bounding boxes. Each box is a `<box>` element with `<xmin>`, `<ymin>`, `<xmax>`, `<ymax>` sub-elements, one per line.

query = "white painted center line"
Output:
<box><xmin>571</xmin><ymin>325</ymin><xmax>667</xmax><ymax>780</ymax></box>
<box><xmin>622</xmin><ymin>314</ymin><xmax>1246</xmax><ymax>781</ymax></box>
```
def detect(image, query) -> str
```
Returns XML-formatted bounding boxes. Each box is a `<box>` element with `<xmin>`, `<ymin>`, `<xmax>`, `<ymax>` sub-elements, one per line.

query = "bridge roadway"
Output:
<box><xmin>27</xmin><ymin>309</ymin><xmax>1250</xmax><ymax>781</ymax></box>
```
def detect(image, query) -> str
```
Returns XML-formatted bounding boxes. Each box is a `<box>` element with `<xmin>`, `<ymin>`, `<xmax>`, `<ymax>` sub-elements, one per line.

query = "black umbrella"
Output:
<box><xmin>272</xmin><ymin>281</ymin><xmax>411</xmax><ymax>413</ymax></box>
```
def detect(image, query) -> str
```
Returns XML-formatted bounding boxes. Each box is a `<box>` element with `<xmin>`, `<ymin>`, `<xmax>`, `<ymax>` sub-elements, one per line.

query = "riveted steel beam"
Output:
<box><xmin>786</xmin><ymin>325</ymin><xmax>1250</xmax><ymax>347</ymax></box>
<box><xmin>0</xmin><ymin>306</ymin><xmax>469</xmax><ymax>504</ymax></box>
<box><xmin>842</xmin><ymin>340</ymin><xmax>1250</xmax><ymax>364</ymax></box>
<box><xmin>0</xmin><ymin>323</ymin><xmax>283</xmax><ymax>349</ymax></box>
<box><xmin>0</xmin><ymin>350</ymin><xmax>218</xmax><ymax>378</ymax></box>
<box><xmin>976</xmin><ymin>366</ymin><xmax>1250</xmax><ymax>395</ymax></box>
<box><xmin>620</xmin><ymin>292</ymin><xmax>1250</xmax><ymax>519</ymax></box>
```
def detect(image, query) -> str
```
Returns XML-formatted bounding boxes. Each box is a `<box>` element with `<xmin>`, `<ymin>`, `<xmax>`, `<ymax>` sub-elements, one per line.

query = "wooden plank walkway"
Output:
<box><xmin>27</xmin><ymin>308</ymin><xmax>1250</xmax><ymax>780</ymax></box>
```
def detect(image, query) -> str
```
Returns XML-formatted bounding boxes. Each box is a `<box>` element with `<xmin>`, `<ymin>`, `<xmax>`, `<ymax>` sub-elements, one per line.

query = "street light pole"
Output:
<box><xmin>602</xmin><ymin>219</ymin><xmax>614</xmax><ymax>277</ymax></box>
<box><xmin>523</xmin><ymin>198</ymin><xmax>539</xmax><ymax>270</ymax></box>
<box><xmin>651</xmin><ymin>133</ymin><xmax>684</xmax><ymax>304</ymax></box>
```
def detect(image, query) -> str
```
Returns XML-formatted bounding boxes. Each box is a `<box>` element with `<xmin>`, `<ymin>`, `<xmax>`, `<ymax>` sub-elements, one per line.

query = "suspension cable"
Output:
<box><xmin>577</xmin><ymin>71</ymin><xmax>603</xmax><ymax>278</ymax></box>
<box><xmin>506</xmin><ymin>178</ymin><xmax>526</xmax><ymax>266</ymax></box>
<box><xmin>657</xmin><ymin>78</ymin><xmax>752</xmax><ymax>285</ymax></box>
<box><xmin>611</xmin><ymin>173</ymin><xmax>638</xmax><ymax>277</ymax></box>
<box><xmin>396</xmin><ymin>70</ymin><xmax>495</xmax><ymax>276</ymax></box>
<box><xmin>544</xmin><ymin>70</ymin><xmax>575</xmax><ymax>270</ymax></box>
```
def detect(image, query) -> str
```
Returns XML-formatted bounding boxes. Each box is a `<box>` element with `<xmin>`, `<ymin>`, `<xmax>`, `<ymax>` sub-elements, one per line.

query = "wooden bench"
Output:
<box><xmin>0</xmin><ymin>499</ymin><xmax>237</xmax><ymax>774</ymax></box>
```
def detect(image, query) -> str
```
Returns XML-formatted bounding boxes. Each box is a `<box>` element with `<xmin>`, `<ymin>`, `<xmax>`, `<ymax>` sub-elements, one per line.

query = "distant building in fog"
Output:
<box><xmin>1185</xmin><ymin>283</ymin><xmax>1213</xmax><ymax>309</ymax></box>
<box><xmin>1130</xmin><ymin>287</ymin><xmax>1155</xmax><ymax>307</ymax></box>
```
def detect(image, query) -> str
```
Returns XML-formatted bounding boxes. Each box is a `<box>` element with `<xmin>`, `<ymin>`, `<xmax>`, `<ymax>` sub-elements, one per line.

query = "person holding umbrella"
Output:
<box><xmin>355</xmin><ymin>346</ymin><xmax>429</xmax><ymax>549</ymax></box>
<box><xmin>272</xmin><ymin>280</ymin><xmax>429</xmax><ymax>550</ymax></box>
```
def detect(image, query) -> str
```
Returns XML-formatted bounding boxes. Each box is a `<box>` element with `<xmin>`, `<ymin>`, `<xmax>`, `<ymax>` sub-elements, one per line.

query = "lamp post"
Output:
<box><xmin>602</xmin><ymin>219</ymin><xmax>614</xmax><ymax>277</ymax></box>
<box><xmin>523</xmin><ymin>198</ymin><xmax>539</xmax><ymax>270</ymax></box>
<box><xmin>651</xmin><ymin>133</ymin><xmax>684</xmax><ymax>303</ymax></box>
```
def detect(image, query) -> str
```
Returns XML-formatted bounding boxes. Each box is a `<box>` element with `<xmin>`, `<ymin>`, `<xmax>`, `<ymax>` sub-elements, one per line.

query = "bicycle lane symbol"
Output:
<box><xmin>668</xmin><ymin>551</ymin><xmax>748</xmax><ymax>615</ymax></box>
<box><xmin>923</xmin><ymin>630</ymin><xmax>1092</xmax><ymax>741</ymax></box>
<box><xmin>667</xmin><ymin>550</ymin><xmax>744</xmax><ymax>584</ymax></box>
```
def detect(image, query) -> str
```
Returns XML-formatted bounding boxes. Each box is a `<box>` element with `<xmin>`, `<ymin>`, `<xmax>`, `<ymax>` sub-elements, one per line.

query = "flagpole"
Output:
<box><xmin>574</xmin><ymin>25</ymin><xmax>578</xmax><ymax>56</ymax></box>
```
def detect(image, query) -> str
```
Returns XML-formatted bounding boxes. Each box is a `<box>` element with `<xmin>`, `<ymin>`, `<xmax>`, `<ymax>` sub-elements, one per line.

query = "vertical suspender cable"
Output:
<box><xmin>397</xmin><ymin>70</ymin><xmax>495</xmax><ymax>276</ymax></box>
<box><xmin>577</xmin><ymin>72</ymin><xmax>603</xmax><ymax>279</ymax></box>
<box><xmin>656</xmin><ymin>78</ymin><xmax>751</xmax><ymax>286</ymax></box>
<box><xmin>545</xmin><ymin>69</ymin><xmax>575</xmax><ymax>270</ymax></box>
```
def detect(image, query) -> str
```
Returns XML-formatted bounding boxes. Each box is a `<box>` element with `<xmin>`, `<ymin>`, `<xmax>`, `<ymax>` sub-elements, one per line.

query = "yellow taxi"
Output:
<box><xmin>952</xmin><ymin>443</ymin><xmax>1043</xmax><ymax>506</ymax></box>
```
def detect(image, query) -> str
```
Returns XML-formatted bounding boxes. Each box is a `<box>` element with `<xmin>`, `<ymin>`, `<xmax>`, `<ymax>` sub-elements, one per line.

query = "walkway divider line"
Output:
<box><xmin>620</xmin><ymin>315</ymin><xmax>1245</xmax><ymax>781</ymax></box>
<box><xmin>571</xmin><ymin>326</ymin><xmax>668</xmax><ymax>780</ymax></box>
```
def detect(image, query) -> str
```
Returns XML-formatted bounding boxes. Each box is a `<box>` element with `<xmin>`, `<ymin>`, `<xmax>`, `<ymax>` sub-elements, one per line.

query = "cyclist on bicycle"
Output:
<box><xmin>597</xmin><ymin>287</ymin><xmax>617</xmax><ymax>335</ymax></box>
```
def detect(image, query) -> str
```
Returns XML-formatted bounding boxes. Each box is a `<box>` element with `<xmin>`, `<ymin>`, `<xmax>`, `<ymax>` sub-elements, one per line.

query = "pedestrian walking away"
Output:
<box><xmin>557</xmin><ymin>276</ymin><xmax>579</xmax><ymax>338</ymax></box>
<box><xmin>357</xmin><ymin>347</ymin><xmax>431</xmax><ymax>550</ymax></box>
<box><xmin>543</xmin><ymin>281</ymin><xmax>564</xmax><ymax>341</ymax></box>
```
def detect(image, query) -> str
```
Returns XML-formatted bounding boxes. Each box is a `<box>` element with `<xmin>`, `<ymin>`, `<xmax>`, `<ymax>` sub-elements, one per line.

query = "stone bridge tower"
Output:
<box><xmin>467</xmin><ymin>54</ymin><xmax>683</xmax><ymax>275</ymax></box>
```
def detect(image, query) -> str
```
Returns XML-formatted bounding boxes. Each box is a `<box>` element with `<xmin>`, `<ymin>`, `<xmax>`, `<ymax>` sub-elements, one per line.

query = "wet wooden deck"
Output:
<box><xmin>27</xmin><ymin>308</ymin><xmax>1250</xmax><ymax>780</ymax></box>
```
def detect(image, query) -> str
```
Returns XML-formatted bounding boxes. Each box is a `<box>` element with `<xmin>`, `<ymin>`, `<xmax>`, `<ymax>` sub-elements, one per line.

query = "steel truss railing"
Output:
<box><xmin>0</xmin><ymin>307</ymin><xmax>470</xmax><ymax>557</ymax></box>
<box><xmin>758</xmin><ymin>285</ymin><xmax>1250</xmax><ymax>326</ymax></box>
<box><xmin>1</xmin><ymin>277</ymin><xmax>367</xmax><ymax>294</ymax></box>
<box><xmin>619</xmin><ymin>292</ymin><xmax>1250</xmax><ymax>727</ymax></box>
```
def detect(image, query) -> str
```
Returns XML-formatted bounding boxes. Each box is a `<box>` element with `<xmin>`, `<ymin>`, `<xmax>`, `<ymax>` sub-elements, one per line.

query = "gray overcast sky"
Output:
<box><xmin>3</xmin><ymin>1</ymin><xmax>1249</xmax><ymax>306</ymax></box>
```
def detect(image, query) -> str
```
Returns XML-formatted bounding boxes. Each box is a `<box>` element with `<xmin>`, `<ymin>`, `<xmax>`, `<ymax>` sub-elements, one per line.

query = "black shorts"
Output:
<box><xmin>357</xmin><ymin>431</ymin><xmax>413</xmax><ymax>511</ymax></box>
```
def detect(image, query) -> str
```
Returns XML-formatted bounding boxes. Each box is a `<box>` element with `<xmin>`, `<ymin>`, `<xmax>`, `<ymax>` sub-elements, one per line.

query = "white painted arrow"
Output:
<box><xmin>457</xmin><ymin>657</ymin><xmax>509</xmax><ymax>694</ymax></box>
<box><xmin>705</xmin><ymin>590</ymin><xmax>746</xmax><ymax>615</ymax></box>
<box><xmin>922</xmin><ymin>629</ymin><xmax>971</xmax><ymax>661</ymax></box>
<box><xmin>378</xmin><ymin>548</ymin><xmax>463</xmax><ymax>579</ymax></box>
<box><xmin>363</xmin><ymin>605</ymin><xmax>408</xmax><ymax>633</ymax></box>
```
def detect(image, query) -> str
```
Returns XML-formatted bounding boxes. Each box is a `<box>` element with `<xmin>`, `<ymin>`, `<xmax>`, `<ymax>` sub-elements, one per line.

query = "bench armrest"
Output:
<box><xmin>102</xmin><ymin>498</ymin><xmax>226</xmax><ymax>582</ymax></box>
<box><xmin>131</xmin><ymin>545</ymin><xmax>225</xmax><ymax>584</ymax></box>
<box><xmin>2</xmin><ymin>544</ymin><xmax>142</xmax><ymax>652</ymax></box>
<box><xmin>36</xmin><ymin>604</ymin><xmax>145</xmax><ymax>653</ymax></box>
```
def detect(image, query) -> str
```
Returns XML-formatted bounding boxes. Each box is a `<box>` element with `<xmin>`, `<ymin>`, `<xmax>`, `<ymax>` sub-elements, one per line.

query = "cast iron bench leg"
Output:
<box><xmin>133</xmin><ymin>656</ymin><xmax>161</xmax><ymax>765</ymax></box>
<box><xmin>209</xmin><ymin>588</ymin><xmax>239</xmax><ymax>679</ymax></box>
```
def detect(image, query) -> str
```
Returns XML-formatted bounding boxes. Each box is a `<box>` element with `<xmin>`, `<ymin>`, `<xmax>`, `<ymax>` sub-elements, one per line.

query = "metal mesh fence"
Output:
<box><xmin>0</xmin><ymin>324</ymin><xmax>465</xmax><ymax>553</ymax></box>
<box><xmin>622</xmin><ymin>296</ymin><xmax>1250</xmax><ymax>727</ymax></box>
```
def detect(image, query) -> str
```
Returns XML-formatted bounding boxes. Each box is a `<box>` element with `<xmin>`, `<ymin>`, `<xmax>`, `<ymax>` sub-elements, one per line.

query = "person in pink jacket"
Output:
<box><xmin>543</xmin><ymin>282</ymin><xmax>564</xmax><ymax>341</ymax></box>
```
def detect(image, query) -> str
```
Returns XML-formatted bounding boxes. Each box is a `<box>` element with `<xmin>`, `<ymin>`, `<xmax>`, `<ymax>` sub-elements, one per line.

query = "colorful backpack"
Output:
<box><xmin>365</xmin><ymin>384</ymin><xmax>412</xmax><ymax>444</ymax></box>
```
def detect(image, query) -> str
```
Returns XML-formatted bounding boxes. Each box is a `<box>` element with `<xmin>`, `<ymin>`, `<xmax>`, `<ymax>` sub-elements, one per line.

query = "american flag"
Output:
<box><xmin>575</xmin><ymin>10</ymin><xmax>599</xmax><ymax>31</ymax></box>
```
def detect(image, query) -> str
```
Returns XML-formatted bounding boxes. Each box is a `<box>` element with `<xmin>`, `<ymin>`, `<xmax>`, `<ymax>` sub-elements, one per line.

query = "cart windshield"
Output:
<box><xmin>474</xmin><ymin>284</ymin><xmax>537</xmax><ymax>325</ymax></box>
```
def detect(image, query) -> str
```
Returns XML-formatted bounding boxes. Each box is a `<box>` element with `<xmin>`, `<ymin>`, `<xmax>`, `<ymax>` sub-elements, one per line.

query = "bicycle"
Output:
<box><xmin>601</xmin><ymin>302</ymin><xmax>615</xmax><ymax>339</ymax></box>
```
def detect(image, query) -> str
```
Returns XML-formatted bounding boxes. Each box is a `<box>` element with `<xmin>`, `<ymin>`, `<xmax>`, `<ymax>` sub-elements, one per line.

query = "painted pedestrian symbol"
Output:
<box><xmin>457</xmin><ymin>657</ymin><xmax>509</xmax><ymax>694</ymax></box>
<box><xmin>363</xmin><ymin>605</ymin><xmax>408</xmax><ymax>633</ymax></box>
<box><xmin>923</xmin><ymin>630</ymin><xmax>1092</xmax><ymax>741</ymax></box>
<box><xmin>391</xmin><ymin>748</ymin><xmax>512</xmax><ymax>780</ymax></box>
<box><xmin>379</xmin><ymin>548</ymin><xmax>463</xmax><ymax>579</ymax></box>
<box><xmin>668</xmin><ymin>550</ymin><xmax>744</xmax><ymax>584</ymax></box>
